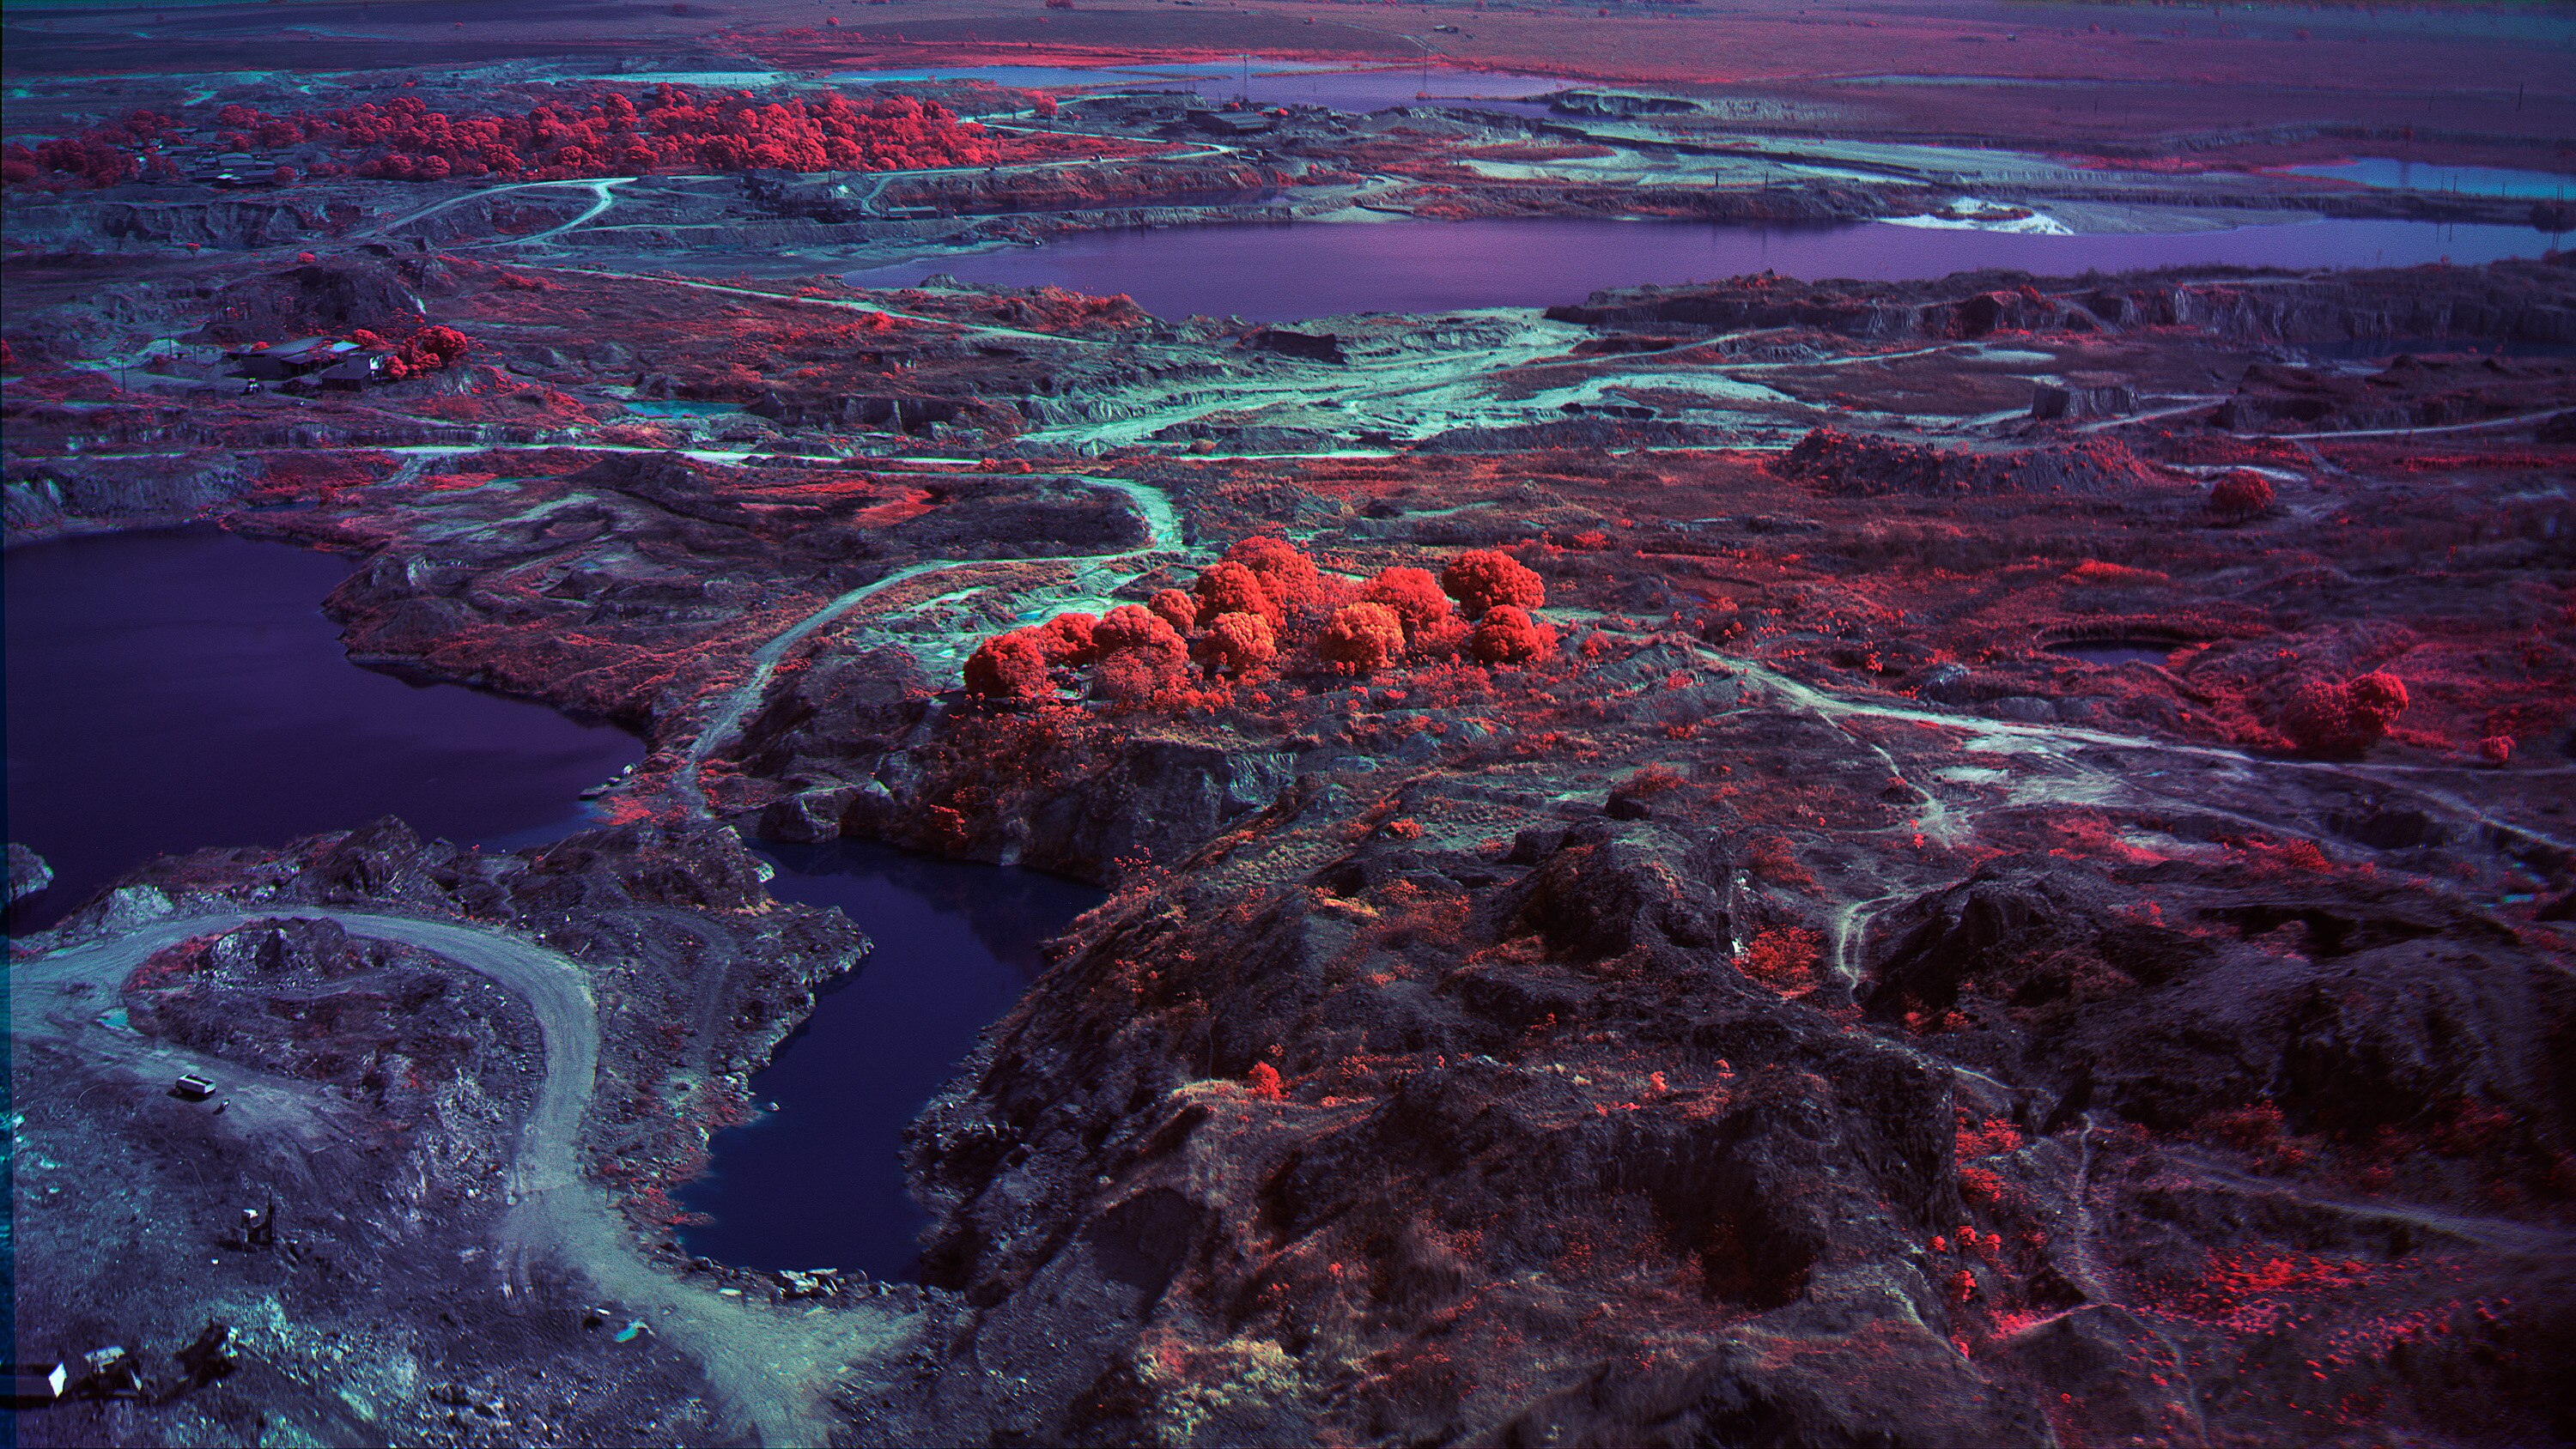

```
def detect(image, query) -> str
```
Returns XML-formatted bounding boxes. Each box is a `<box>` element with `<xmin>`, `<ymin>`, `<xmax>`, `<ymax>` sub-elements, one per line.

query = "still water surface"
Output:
<box><xmin>678</xmin><ymin>840</ymin><xmax>1105</xmax><ymax>1278</ymax></box>
<box><xmin>851</xmin><ymin>215</ymin><xmax>2564</xmax><ymax>323</ymax></box>
<box><xmin>3</xmin><ymin>526</ymin><xmax>641</xmax><ymax>928</ymax></box>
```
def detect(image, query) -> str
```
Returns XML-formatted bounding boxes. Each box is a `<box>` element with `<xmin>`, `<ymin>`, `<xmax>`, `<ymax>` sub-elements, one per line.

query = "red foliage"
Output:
<box><xmin>2281</xmin><ymin>670</ymin><xmax>2410</xmax><ymax>755</ymax></box>
<box><xmin>1193</xmin><ymin>560</ymin><xmax>1282</xmax><ymax>627</ymax></box>
<box><xmin>1093</xmin><ymin>603</ymin><xmax>1187</xmax><ymax>660</ymax></box>
<box><xmin>963</xmin><ymin>629</ymin><xmax>1052</xmax><ymax>700</ymax></box>
<box><xmin>1470</xmin><ymin>605</ymin><xmax>1555</xmax><ymax>665</ymax></box>
<box><xmin>1224</xmin><ymin>536</ymin><xmax>1326</xmax><ymax>616</ymax></box>
<box><xmin>1316</xmin><ymin>603</ymin><xmax>1407</xmax><ymax>674</ymax></box>
<box><xmin>1246</xmin><ymin>1061</ymin><xmax>1285</xmax><ymax>1100</ymax></box>
<box><xmin>7</xmin><ymin>88</ymin><xmax>999</xmax><ymax>190</ymax></box>
<box><xmin>1361</xmin><ymin>566</ymin><xmax>1455</xmax><ymax>636</ymax></box>
<box><xmin>1740</xmin><ymin>926</ymin><xmax>1822</xmax><ymax>993</ymax></box>
<box><xmin>1441</xmin><ymin>548</ymin><xmax>1546</xmax><ymax>616</ymax></box>
<box><xmin>1956</xmin><ymin>1115</ymin><xmax>2025</xmax><ymax>1158</ymax></box>
<box><xmin>2205</xmin><ymin>469</ymin><xmax>2275</xmax><ymax>520</ymax></box>
<box><xmin>1958</xmin><ymin>1166</ymin><xmax>2006</xmax><ymax>1203</ymax></box>
<box><xmin>1192</xmin><ymin>611</ymin><xmax>1277</xmax><ymax>676</ymax></box>
<box><xmin>1036</xmin><ymin>611</ymin><xmax>1099</xmax><ymax>665</ymax></box>
<box><xmin>1147</xmin><ymin>588</ymin><xmax>1198</xmax><ymax>634</ymax></box>
<box><xmin>2480</xmin><ymin>734</ymin><xmax>2515</xmax><ymax>767</ymax></box>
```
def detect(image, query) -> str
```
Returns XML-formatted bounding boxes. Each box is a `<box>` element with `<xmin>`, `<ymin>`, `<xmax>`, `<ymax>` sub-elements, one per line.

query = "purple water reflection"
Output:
<box><xmin>851</xmin><ymin>216</ymin><xmax>2561</xmax><ymax>323</ymax></box>
<box><xmin>3</xmin><ymin>525</ymin><xmax>640</xmax><ymax>927</ymax></box>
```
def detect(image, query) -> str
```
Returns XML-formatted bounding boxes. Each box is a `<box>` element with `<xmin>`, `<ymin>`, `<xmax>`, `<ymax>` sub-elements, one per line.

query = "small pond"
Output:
<box><xmin>677</xmin><ymin>839</ymin><xmax>1105</xmax><ymax>1278</ymax></box>
<box><xmin>3</xmin><ymin>525</ymin><xmax>641</xmax><ymax>930</ymax></box>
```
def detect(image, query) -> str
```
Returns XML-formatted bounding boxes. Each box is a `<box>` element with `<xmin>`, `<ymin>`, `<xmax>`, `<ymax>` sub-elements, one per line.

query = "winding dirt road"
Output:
<box><xmin>14</xmin><ymin>906</ymin><xmax>912</xmax><ymax>1446</ymax></box>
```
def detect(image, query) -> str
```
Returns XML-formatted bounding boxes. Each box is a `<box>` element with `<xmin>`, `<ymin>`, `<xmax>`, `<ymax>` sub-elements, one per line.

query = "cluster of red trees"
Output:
<box><xmin>963</xmin><ymin>541</ymin><xmax>1560</xmax><ymax>706</ymax></box>
<box><xmin>2</xmin><ymin>109</ymin><xmax>182</xmax><ymax>188</ymax></box>
<box><xmin>4</xmin><ymin>87</ymin><xmax>1000</xmax><ymax>189</ymax></box>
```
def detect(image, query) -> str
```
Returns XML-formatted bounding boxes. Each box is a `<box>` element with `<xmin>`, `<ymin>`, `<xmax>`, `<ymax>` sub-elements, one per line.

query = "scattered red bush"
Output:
<box><xmin>1441</xmin><ymin>549</ymin><xmax>1546</xmax><ymax>616</ymax></box>
<box><xmin>1361</xmin><ymin>566</ymin><xmax>1455</xmax><ymax>636</ymax></box>
<box><xmin>963</xmin><ymin>629</ymin><xmax>1052</xmax><ymax>700</ymax></box>
<box><xmin>1192</xmin><ymin>612</ymin><xmax>1277</xmax><ymax>676</ymax></box>
<box><xmin>2206</xmin><ymin>469</ymin><xmax>2275</xmax><ymax>521</ymax></box>
<box><xmin>1317</xmin><ymin>603</ymin><xmax>1407</xmax><ymax>673</ymax></box>
<box><xmin>1193</xmin><ymin>560</ymin><xmax>1282</xmax><ymax>627</ymax></box>
<box><xmin>1470</xmin><ymin>605</ymin><xmax>1555</xmax><ymax>665</ymax></box>
<box><xmin>2281</xmin><ymin>670</ymin><xmax>2409</xmax><ymax>755</ymax></box>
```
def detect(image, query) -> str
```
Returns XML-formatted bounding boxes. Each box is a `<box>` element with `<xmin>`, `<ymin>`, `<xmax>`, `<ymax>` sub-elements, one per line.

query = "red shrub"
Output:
<box><xmin>2206</xmin><ymin>469</ymin><xmax>2275</xmax><ymax>520</ymax></box>
<box><xmin>2481</xmin><ymin>734</ymin><xmax>2515</xmax><ymax>767</ymax></box>
<box><xmin>402</xmin><ymin>324</ymin><xmax>471</xmax><ymax>371</ymax></box>
<box><xmin>963</xmin><ymin>629</ymin><xmax>1052</xmax><ymax>700</ymax></box>
<box><xmin>1225</xmin><ymin>536</ymin><xmax>1324</xmax><ymax>615</ymax></box>
<box><xmin>1470</xmin><ymin>605</ymin><xmax>1555</xmax><ymax>665</ymax></box>
<box><xmin>2281</xmin><ymin>671</ymin><xmax>2409</xmax><ymax>755</ymax></box>
<box><xmin>1193</xmin><ymin>560</ymin><xmax>1281</xmax><ymax>627</ymax></box>
<box><xmin>1317</xmin><ymin>602</ymin><xmax>1406</xmax><ymax>673</ymax></box>
<box><xmin>1092</xmin><ymin>603</ymin><xmax>1186</xmax><ymax>659</ymax></box>
<box><xmin>1192</xmin><ymin>612</ymin><xmax>1277</xmax><ymax>676</ymax></box>
<box><xmin>1147</xmin><ymin>588</ymin><xmax>1197</xmax><ymax>634</ymax></box>
<box><xmin>1361</xmin><ymin>566</ymin><xmax>1455</xmax><ymax>636</ymax></box>
<box><xmin>1246</xmin><ymin>1061</ymin><xmax>1284</xmax><ymax>1100</ymax></box>
<box><xmin>1441</xmin><ymin>549</ymin><xmax>1545</xmax><ymax>616</ymax></box>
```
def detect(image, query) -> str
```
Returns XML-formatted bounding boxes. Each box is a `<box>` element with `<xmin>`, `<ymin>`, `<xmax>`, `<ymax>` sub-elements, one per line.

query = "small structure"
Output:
<box><xmin>1192</xmin><ymin>110</ymin><xmax>1274</xmax><ymax>136</ymax></box>
<box><xmin>229</xmin><ymin>336</ymin><xmax>361</xmax><ymax>381</ymax></box>
<box><xmin>313</xmin><ymin>353</ymin><xmax>391</xmax><ymax>390</ymax></box>
<box><xmin>172</xmin><ymin>1074</ymin><xmax>216</xmax><ymax>1100</ymax></box>
<box><xmin>76</xmin><ymin>1346</ymin><xmax>143</xmax><ymax>1397</ymax></box>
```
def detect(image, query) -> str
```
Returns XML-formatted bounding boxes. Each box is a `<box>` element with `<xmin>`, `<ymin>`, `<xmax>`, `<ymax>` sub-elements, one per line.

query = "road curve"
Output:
<box><xmin>15</xmin><ymin>906</ymin><xmax>902</xmax><ymax>1446</ymax></box>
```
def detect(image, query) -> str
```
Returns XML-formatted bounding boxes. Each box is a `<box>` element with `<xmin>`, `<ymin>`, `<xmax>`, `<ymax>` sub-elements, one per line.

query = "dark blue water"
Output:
<box><xmin>851</xmin><ymin>215</ymin><xmax>2565</xmax><ymax>323</ymax></box>
<box><xmin>2</xmin><ymin>526</ymin><xmax>641</xmax><ymax>928</ymax></box>
<box><xmin>677</xmin><ymin>839</ymin><xmax>1103</xmax><ymax>1277</ymax></box>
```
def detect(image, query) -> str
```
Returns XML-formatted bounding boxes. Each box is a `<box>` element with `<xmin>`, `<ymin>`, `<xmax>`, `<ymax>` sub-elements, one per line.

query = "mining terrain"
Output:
<box><xmin>8</xmin><ymin>1</ymin><xmax>2576</xmax><ymax>1446</ymax></box>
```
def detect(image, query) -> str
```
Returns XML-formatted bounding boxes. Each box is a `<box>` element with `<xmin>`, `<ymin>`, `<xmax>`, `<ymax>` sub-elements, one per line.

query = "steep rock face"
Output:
<box><xmin>1549</xmin><ymin>253</ymin><xmax>2576</xmax><ymax>347</ymax></box>
<box><xmin>2213</xmin><ymin>355</ymin><xmax>2576</xmax><ymax>433</ymax></box>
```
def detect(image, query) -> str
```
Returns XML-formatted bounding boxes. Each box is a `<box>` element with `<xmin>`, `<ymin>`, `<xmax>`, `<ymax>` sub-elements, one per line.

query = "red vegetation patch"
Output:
<box><xmin>1740</xmin><ymin>926</ymin><xmax>1822</xmax><ymax>995</ymax></box>
<box><xmin>7</xmin><ymin>87</ymin><xmax>1009</xmax><ymax>190</ymax></box>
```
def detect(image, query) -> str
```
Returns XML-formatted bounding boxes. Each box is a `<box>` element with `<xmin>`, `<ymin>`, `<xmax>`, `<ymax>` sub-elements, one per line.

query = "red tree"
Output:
<box><xmin>1471</xmin><ymin>605</ymin><xmax>1555</xmax><ymax>665</ymax></box>
<box><xmin>2207</xmin><ymin>470</ymin><xmax>2275</xmax><ymax>521</ymax></box>
<box><xmin>963</xmin><ymin>630</ymin><xmax>1053</xmax><ymax>700</ymax></box>
<box><xmin>1193</xmin><ymin>561</ymin><xmax>1281</xmax><ymax>627</ymax></box>
<box><xmin>1442</xmin><ymin>549</ymin><xmax>1545</xmax><ymax>616</ymax></box>
<box><xmin>1361</xmin><ymin>566</ymin><xmax>1455</xmax><ymax>636</ymax></box>
<box><xmin>1192</xmin><ymin>612</ymin><xmax>1277</xmax><ymax>676</ymax></box>
<box><xmin>1317</xmin><ymin>603</ymin><xmax>1406</xmax><ymax>673</ymax></box>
